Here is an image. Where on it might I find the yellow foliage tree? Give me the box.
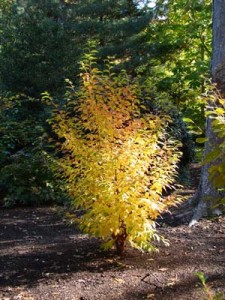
[51,51,181,253]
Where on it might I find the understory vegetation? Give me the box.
[50,51,182,252]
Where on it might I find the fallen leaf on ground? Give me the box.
[167,277,178,286]
[147,293,155,299]
[113,278,125,284]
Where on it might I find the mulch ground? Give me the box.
[1,165,225,300]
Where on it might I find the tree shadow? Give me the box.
[118,272,225,300]
[0,208,123,287]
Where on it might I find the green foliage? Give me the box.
[51,51,182,253]
[64,0,153,71]
[0,0,76,96]
[0,93,67,207]
[196,272,224,300]
[0,0,153,96]
[142,0,212,132]
[154,0,211,92]
[143,89,195,169]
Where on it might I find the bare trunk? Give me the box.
[189,119,221,226]
[189,0,225,226]
[211,0,225,91]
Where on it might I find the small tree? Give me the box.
[51,52,181,253]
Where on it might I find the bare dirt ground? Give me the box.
[1,165,225,300]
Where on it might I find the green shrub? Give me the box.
[0,93,67,207]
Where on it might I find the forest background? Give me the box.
[0,0,216,251]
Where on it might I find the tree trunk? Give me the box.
[189,0,225,226]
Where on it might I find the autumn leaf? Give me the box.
[51,51,181,253]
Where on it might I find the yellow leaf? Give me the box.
[52,54,181,253]
[147,294,155,299]
[159,268,168,272]
[113,278,125,284]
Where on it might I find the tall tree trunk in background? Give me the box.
[189,0,225,226]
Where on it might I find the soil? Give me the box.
[1,164,225,300]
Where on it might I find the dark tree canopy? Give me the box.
[0,0,153,96]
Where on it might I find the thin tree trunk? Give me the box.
[189,0,225,226]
